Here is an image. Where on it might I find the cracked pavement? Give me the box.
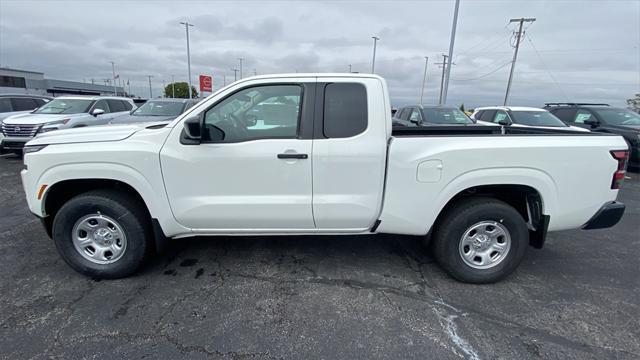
[1,153,639,359]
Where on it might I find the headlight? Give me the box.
[23,144,48,154]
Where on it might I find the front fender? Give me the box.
[30,162,188,237]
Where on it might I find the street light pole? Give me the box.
[110,61,117,95]
[232,68,238,82]
[171,75,175,98]
[504,17,536,105]
[237,58,244,79]
[420,56,429,106]
[371,36,380,73]
[442,0,460,104]
[147,75,153,98]
[180,21,195,99]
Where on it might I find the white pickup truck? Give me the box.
[21,74,629,283]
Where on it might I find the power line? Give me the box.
[526,36,570,102]
[450,61,512,81]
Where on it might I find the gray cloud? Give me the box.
[0,0,638,106]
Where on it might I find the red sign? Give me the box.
[199,75,212,92]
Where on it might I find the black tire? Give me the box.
[432,197,529,284]
[52,189,152,279]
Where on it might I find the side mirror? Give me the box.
[181,116,202,145]
[498,119,510,126]
[410,118,420,124]
[584,119,599,127]
[91,108,105,117]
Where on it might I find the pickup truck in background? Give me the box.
[20,74,629,283]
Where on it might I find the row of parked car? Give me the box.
[392,103,640,169]
[0,94,199,154]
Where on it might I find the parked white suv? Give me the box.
[471,106,589,132]
[1,96,135,152]
[21,74,628,283]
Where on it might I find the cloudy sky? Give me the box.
[1,0,639,107]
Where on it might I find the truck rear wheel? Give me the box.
[432,197,529,283]
[51,190,152,279]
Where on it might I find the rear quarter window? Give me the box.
[323,83,367,138]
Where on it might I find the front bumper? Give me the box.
[582,201,625,230]
[1,136,30,150]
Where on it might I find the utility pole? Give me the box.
[253,69,257,76]
[504,17,536,105]
[180,21,195,99]
[171,75,175,98]
[162,80,166,97]
[232,68,238,82]
[147,75,153,98]
[127,79,131,96]
[110,61,117,95]
[371,36,380,73]
[237,58,244,79]
[441,0,460,104]
[420,56,429,106]
[348,64,352,73]
[436,55,448,105]
[223,74,227,86]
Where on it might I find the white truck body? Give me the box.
[19,74,629,282]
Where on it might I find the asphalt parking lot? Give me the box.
[1,154,638,360]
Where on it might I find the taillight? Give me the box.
[610,150,629,189]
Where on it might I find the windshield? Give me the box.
[34,98,93,114]
[593,108,640,126]
[421,108,473,124]
[132,101,185,116]
[510,111,567,127]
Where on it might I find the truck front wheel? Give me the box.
[432,197,529,283]
[51,190,152,279]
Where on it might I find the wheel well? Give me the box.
[435,184,548,248]
[42,179,150,237]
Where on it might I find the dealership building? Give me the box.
[0,67,124,97]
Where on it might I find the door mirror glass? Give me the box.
[91,108,105,116]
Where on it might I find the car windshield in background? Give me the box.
[34,99,92,114]
[510,111,567,127]
[422,108,472,124]
[593,108,640,126]
[133,101,185,116]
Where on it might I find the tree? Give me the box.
[164,82,198,98]
[459,103,465,112]
[627,93,640,113]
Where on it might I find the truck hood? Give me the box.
[2,112,78,125]
[26,124,146,146]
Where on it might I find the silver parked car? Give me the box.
[1,95,136,153]
[109,98,199,125]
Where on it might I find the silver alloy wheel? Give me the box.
[72,213,127,264]
[459,220,511,270]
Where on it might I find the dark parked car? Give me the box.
[545,103,640,170]
[109,98,199,125]
[0,94,51,122]
[393,105,475,127]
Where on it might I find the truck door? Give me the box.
[160,79,316,231]
[312,78,388,230]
